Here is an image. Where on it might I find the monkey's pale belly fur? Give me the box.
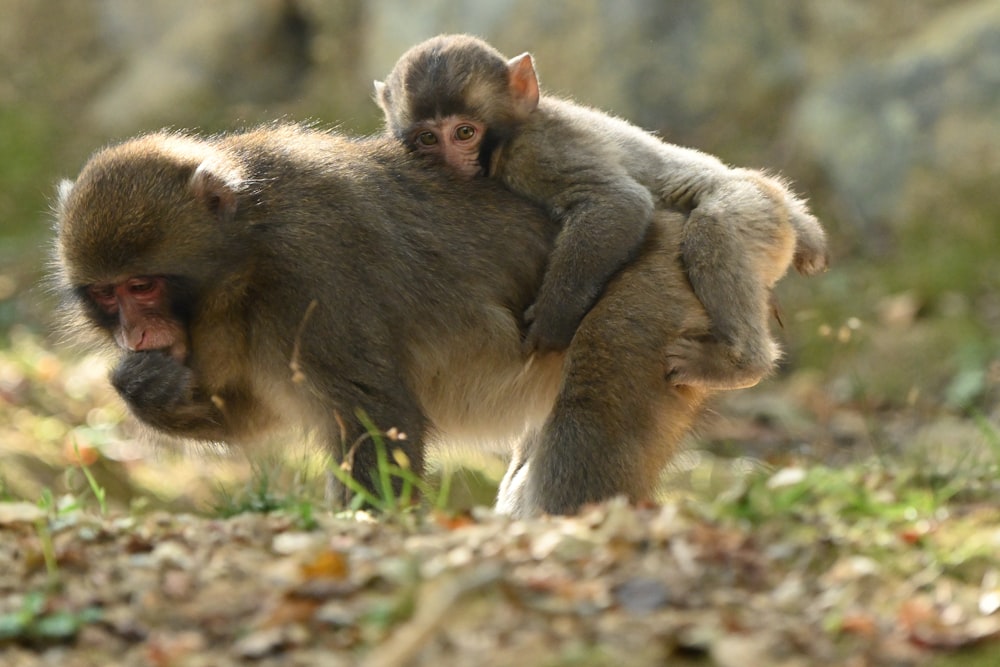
[406,316,566,447]
[243,335,564,454]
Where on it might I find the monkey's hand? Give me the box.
[522,294,589,354]
[110,351,224,438]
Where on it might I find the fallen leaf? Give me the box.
[0,502,46,524]
[300,549,349,580]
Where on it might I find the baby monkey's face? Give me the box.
[408,115,488,179]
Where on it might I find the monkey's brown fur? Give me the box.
[55,123,710,517]
[376,34,828,390]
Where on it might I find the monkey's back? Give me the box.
[214,126,565,443]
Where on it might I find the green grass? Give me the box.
[328,409,453,518]
[0,591,102,646]
[210,456,324,530]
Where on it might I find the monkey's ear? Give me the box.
[190,162,240,222]
[507,53,540,116]
[56,179,74,215]
[373,80,388,111]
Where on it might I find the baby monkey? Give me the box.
[376,34,827,389]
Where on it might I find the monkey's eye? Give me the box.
[125,276,166,304]
[455,125,477,141]
[416,132,438,146]
[127,277,155,294]
[88,284,117,311]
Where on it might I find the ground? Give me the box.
[2,331,1000,666]
[2,476,1000,666]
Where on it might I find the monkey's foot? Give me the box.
[793,238,829,276]
[664,337,775,390]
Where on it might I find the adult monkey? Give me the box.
[55,124,710,517]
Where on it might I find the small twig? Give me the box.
[362,564,503,667]
[289,299,319,383]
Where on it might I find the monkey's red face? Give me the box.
[87,276,189,362]
[409,116,487,179]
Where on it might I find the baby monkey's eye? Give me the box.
[416,132,438,146]
[455,125,476,141]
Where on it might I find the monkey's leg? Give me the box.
[519,349,707,516]
[670,257,779,389]
[495,435,533,517]
[668,191,790,389]
[509,226,710,517]
[321,378,429,508]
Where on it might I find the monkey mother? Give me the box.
[55,123,714,518]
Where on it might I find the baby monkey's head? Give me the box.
[375,34,540,178]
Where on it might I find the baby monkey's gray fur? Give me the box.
[377,34,827,389]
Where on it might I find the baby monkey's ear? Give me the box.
[373,80,389,111]
[506,53,540,117]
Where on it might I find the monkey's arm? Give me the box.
[110,351,231,441]
[521,167,655,353]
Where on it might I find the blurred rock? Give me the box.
[792,1,1000,234]
[87,0,315,134]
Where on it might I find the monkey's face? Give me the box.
[55,134,244,364]
[83,275,189,362]
[408,115,487,179]
[375,34,529,178]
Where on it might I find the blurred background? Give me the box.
[1,0,998,511]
